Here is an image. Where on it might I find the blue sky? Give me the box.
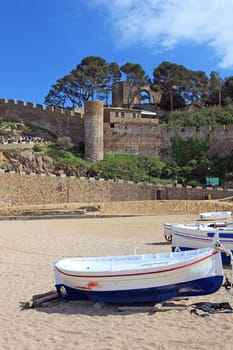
[1,0,233,105]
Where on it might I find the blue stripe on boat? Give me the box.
[55,275,223,303]
[207,232,233,239]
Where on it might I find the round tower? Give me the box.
[84,100,104,162]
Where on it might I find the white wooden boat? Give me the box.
[163,221,231,242]
[200,211,232,221]
[54,247,223,303]
[171,223,233,264]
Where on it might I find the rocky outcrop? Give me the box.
[0,150,54,174]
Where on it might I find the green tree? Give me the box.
[183,70,209,106]
[222,76,233,105]
[159,92,186,110]
[97,62,121,105]
[45,56,120,107]
[73,56,109,101]
[208,71,224,106]
[161,162,182,179]
[170,135,209,167]
[44,73,90,108]
[120,62,149,108]
[152,61,188,111]
[44,85,67,108]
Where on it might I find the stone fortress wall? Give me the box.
[1,98,233,161]
[0,98,85,148]
[1,90,233,209]
[0,172,231,207]
[105,115,233,160]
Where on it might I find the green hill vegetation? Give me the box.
[36,132,231,188]
[43,144,167,184]
[161,104,233,127]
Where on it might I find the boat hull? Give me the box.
[200,211,231,221]
[164,221,233,242]
[54,248,223,303]
[55,275,223,303]
[172,226,233,264]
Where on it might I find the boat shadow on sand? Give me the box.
[20,297,167,316]
[19,289,190,316]
[19,295,233,317]
[19,264,233,317]
[145,241,171,246]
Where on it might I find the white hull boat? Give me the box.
[163,221,232,242]
[200,211,232,221]
[171,223,233,264]
[54,247,223,303]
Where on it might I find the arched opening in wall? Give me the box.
[139,90,150,104]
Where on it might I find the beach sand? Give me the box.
[0,214,233,350]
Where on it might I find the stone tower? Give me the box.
[84,100,104,162]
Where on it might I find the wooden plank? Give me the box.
[118,302,187,313]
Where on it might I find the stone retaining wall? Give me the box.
[1,200,233,217]
[0,173,232,207]
[97,200,233,216]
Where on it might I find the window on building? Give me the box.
[121,112,125,117]
[132,112,137,118]
[115,111,119,117]
[140,89,150,104]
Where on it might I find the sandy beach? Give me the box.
[0,214,233,350]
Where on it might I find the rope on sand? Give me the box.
[190,302,233,317]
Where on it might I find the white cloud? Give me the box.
[89,0,233,69]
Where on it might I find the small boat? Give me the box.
[200,211,232,221]
[171,223,233,264]
[163,221,232,242]
[54,247,223,303]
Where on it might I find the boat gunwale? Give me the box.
[54,249,219,279]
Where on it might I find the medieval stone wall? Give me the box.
[0,173,157,206]
[0,173,231,206]
[160,124,233,159]
[104,123,161,156]
[1,98,233,160]
[0,99,85,147]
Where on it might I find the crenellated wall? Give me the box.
[0,98,85,147]
[159,124,233,159]
[0,173,157,206]
[0,173,231,207]
[1,98,233,160]
[104,122,233,159]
